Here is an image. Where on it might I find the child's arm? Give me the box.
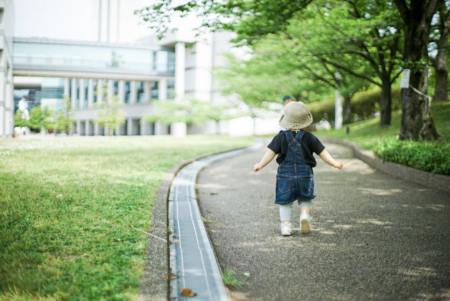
[319,149,344,169]
[253,149,276,172]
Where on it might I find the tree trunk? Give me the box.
[342,95,352,124]
[434,64,448,101]
[433,3,449,102]
[397,0,440,140]
[380,76,392,127]
[400,67,440,140]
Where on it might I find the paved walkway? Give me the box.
[197,143,450,301]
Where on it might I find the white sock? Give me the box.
[300,202,311,220]
[279,204,293,222]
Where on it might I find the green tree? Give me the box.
[287,1,403,126]
[429,0,450,102]
[54,97,73,134]
[147,99,236,133]
[14,110,29,128]
[394,0,441,140]
[97,96,125,136]
[136,0,312,45]
[218,4,378,125]
[28,107,53,133]
[139,0,403,126]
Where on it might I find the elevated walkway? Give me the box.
[12,37,175,80]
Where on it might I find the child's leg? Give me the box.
[299,201,311,217]
[299,201,312,234]
[279,203,293,236]
[279,203,293,222]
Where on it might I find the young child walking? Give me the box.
[253,101,343,236]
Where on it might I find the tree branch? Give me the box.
[301,63,339,89]
[321,58,381,86]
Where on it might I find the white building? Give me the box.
[4,0,279,138]
[0,0,14,138]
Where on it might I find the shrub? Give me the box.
[374,138,450,175]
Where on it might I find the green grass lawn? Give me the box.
[316,102,450,174]
[0,136,252,301]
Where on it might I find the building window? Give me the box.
[84,81,89,108]
[67,79,72,101]
[76,83,80,108]
[113,80,119,96]
[152,51,157,71]
[93,80,98,103]
[136,81,145,103]
[124,81,131,103]
[168,51,175,72]
[151,82,159,99]
[167,80,175,99]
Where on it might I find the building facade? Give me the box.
[4,0,280,138]
[0,0,14,137]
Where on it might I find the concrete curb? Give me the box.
[139,143,258,301]
[139,161,190,301]
[323,138,450,193]
[168,144,261,301]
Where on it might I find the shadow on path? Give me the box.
[197,144,450,301]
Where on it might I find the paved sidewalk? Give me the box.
[197,143,450,301]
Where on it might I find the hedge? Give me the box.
[374,138,450,175]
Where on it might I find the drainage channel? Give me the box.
[168,147,255,301]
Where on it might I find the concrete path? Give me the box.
[197,143,450,301]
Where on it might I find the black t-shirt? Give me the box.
[267,130,325,167]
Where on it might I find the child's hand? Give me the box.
[335,162,344,170]
[253,163,263,172]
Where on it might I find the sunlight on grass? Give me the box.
[0,136,252,300]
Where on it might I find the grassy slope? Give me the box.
[316,102,450,145]
[315,102,450,173]
[0,136,251,301]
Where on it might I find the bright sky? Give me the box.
[13,0,154,43]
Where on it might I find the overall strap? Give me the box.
[284,130,305,149]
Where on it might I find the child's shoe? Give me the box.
[300,213,311,234]
[280,221,292,236]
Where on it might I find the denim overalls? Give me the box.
[275,130,315,205]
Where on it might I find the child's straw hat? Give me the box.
[279,102,313,130]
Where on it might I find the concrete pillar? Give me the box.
[127,118,132,135]
[107,80,114,103]
[140,118,149,135]
[118,80,125,104]
[97,79,104,104]
[115,123,122,136]
[130,81,137,104]
[88,79,94,108]
[193,35,213,101]
[79,79,86,109]
[85,120,90,136]
[76,120,82,135]
[155,122,168,135]
[173,42,187,136]
[0,105,4,138]
[144,82,151,103]
[159,79,167,101]
[70,122,76,135]
[175,42,186,101]
[94,122,100,136]
[64,78,70,97]
[71,79,77,110]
